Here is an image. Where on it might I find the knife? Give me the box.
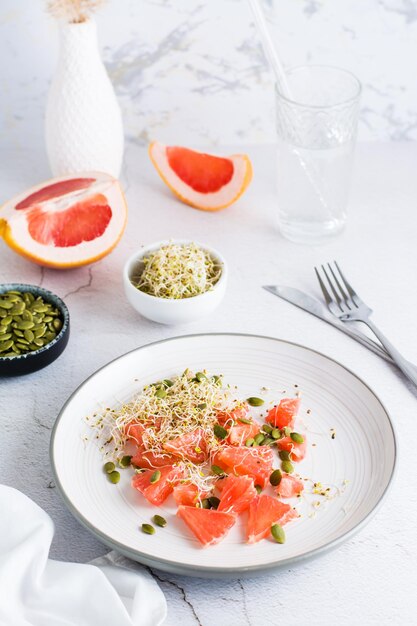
[263,284,398,365]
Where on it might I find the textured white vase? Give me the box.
[45,18,124,178]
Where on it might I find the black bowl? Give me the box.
[0,283,70,377]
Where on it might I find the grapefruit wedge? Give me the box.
[149,142,252,211]
[0,172,127,268]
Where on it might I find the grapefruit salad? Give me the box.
[89,370,307,547]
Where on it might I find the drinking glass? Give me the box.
[275,65,361,244]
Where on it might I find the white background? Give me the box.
[1,0,417,153]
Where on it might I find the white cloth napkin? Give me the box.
[0,485,167,626]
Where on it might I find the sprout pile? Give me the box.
[88,369,243,492]
[133,242,222,299]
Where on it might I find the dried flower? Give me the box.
[47,0,104,23]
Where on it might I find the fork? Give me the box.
[315,261,417,388]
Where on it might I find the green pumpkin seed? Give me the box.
[163,379,174,387]
[208,496,220,509]
[52,318,62,332]
[155,387,167,399]
[108,470,120,484]
[212,374,222,386]
[201,498,211,509]
[281,460,294,474]
[211,464,226,476]
[32,304,49,313]
[282,427,292,437]
[271,523,286,544]
[2,351,16,357]
[0,340,14,352]
[246,397,265,407]
[279,450,291,461]
[197,402,207,410]
[245,437,255,447]
[262,437,275,446]
[261,424,273,434]
[272,429,282,440]
[254,433,265,445]
[10,303,25,315]
[150,470,161,484]
[269,469,282,486]
[15,343,29,351]
[119,455,132,468]
[24,329,35,342]
[0,291,63,358]
[213,424,228,439]
[255,485,263,494]
[104,461,115,473]
[195,372,207,382]
[141,523,155,535]
[238,417,253,425]
[290,432,304,444]
[5,293,21,300]
[0,299,14,310]
[152,515,167,528]
[16,320,35,330]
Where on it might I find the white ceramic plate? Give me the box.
[51,334,396,577]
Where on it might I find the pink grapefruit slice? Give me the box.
[0,172,127,268]
[149,141,252,211]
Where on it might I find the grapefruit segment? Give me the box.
[275,474,304,498]
[131,447,177,470]
[149,141,252,211]
[277,435,307,462]
[217,474,257,515]
[177,505,236,546]
[163,428,208,464]
[247,495,298,543]
[172,483,210,507]
[266,398,301,429]
[131,464,185,506]
[0,171,127,268]
[15,177,95,210]
[216,445,274,489]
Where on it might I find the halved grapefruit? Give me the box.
[149,142,252,211]
[0,172,127,268]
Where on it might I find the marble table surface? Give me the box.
[1,141,417,626]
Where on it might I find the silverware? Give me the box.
[263,285,396,364]
[315,261,417,387]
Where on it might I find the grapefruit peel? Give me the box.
[149,141,252,211]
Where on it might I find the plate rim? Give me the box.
[50,332,398,576]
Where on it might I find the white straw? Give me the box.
[247,0,332,218]
[247,0,292,98]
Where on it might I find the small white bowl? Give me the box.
[123,240,227,325]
